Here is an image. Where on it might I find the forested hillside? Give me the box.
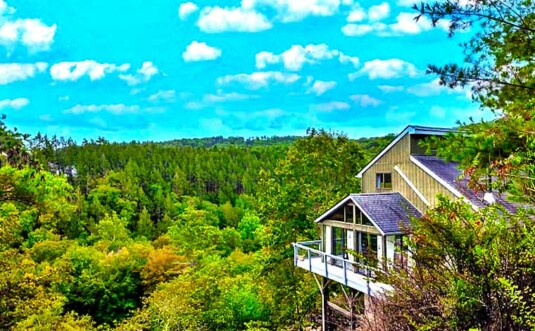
[0,124,392,330]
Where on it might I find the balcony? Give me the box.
[292,240,392,297]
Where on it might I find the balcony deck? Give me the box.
[293,241,392,297]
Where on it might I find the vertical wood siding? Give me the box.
[361,134,455,212]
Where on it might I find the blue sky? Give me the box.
[0,0,495,142]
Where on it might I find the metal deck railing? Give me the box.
[292,240,391,296]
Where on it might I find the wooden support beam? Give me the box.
[327,301,355,319]
[313,274,332,331]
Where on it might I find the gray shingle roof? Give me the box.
[350,193,422,234]
[412,155,519,213]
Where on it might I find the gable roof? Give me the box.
[315,193,422,235]
[412,155,519,213]
[356,125,452,178]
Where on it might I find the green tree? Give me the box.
[416,0,535,203]
[136,207,155,240]
[364,198,535,331]
[257,129,365,328]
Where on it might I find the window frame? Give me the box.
[376,172,392,191]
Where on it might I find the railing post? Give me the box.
[343,259,347,285]
[308,248,312,271]
[324,254,328,278]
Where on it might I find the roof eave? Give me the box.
[355,125,452,178]
[356,125,413,178]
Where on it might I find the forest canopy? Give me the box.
[0,122,393,330]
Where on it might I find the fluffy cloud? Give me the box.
[0,0,56,53]
[342,23,385,36]
[182,41,221,62]
[51,61,130,81]
[184,91,257,110]
[406,78,469,97]
[378,85,404,92]
[0,62,47,84]
[246,0,343,23]
[195,0,352,33]
[342,11,449,36]
[179,2,198,20]
[197,6,272,33]
[307,80,337,96]
[204,91,254,102]
[350,94,382,107]
[0,0,9,15]
[119,61,159,86]
[311,101,351,112]
[390,13,449,35]
[217,71,300,89]
[64,104,141,115]
[148,90,176,102]
[0,97,29,109]
[347,4,365,22]
[352,58,418,79]
[397,0,417,6]
[256,44,359,71]
[368,2,390,21]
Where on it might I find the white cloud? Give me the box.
[119,61,159,86]
[197,6,272,33]
[182,41,221,62]
[311,101,351,112]
[204,91,254,102]
[339,54,359,67]
[0,16,56,52]
[342,10,449,36]
[51,61,130,81]
[378,85,404,92]
[184,91,257,110]
[406,78,469,97]
[350,94,382,107]
[148,90,176,102]
[397,0,417,6]
[0,97,29,110]
[342,22,386,36]
[352,58,418,79]
[390,12,449,35]
[347,4,366,22]
[0,0,8,15]
[307,80,337,96]
[368,2,390,21]
[217,71,300,89]
[255,44,359,71]
[0,62,47,84]
[64,104,141,115]
[246,0,343,23]
[195,0,352,33]
[179,2,199,20]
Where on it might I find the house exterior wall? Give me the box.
[386,235,395,263]
[361,134,455,211]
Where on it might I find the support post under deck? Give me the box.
[314,274,331,331]
[322,277,329,331]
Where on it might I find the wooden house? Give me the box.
[293,125,517,328]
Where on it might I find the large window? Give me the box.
[344,205,354,223]
[359,233,378,268]
[332,227,346,256]
[376,173,392,190]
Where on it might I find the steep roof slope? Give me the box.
[412,155,518,213]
